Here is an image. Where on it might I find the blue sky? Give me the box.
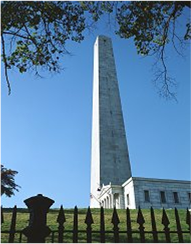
[1,7,190,208]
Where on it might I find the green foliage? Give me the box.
[2,2,86,77]
[1,165,20,197]
[116,2,184,55]
[1,1,190,98]
[81,1,190,55]
[81,1,190,100]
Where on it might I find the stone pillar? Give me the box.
[23,194,54,243]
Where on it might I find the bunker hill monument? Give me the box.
[90,36,132,208]
[90,36,191,209]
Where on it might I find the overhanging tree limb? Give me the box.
[1,1,190,99]
[1,34,11,95]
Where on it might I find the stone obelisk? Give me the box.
[90,36,132,208]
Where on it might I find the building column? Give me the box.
[107,197,109,209]
[110,194,114,208]
[104,199,106,209]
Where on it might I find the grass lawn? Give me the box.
[1,208,191,243]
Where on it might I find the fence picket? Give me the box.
[137,207,145,243]
[1,204,191,243]
[174,208,184,242]
[85,207,94,243]
[150,207,158,243]
[73,206,78,243]
[57,205,66,243]
[100,207,105,243]
[111,207,120,243]
[126,207,133,242]
[8,205,17,243]
[162,208,171,243]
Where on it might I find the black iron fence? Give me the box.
[1,194,191,243]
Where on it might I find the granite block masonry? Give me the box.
[90,36,132,208]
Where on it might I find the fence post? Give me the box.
[100,207,105,243]
[23,194,54,243]
[174,208,183,242]
[85,207,94,243]
[162,208,171,243]
[111,207,120,243]
[126,207,133,242]
[9,205,17,243]
[137,207,145,243]
[150,207,158,243]
[57,205,66,243]
[73,206,78,243]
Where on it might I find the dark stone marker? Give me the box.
[23,194,54,243]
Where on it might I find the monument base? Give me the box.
[91,177,191,209]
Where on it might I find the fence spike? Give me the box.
[73,205,78,222]
[85,207,93,243]
[174,208,183,242]
[73,206,78,244]
[137,207,145,225]
[9,205,17,243]
[1,206,4,224]
[85,207,94,225]
[137,207,145,243]
[126,207,133,243]
[73,206,78,243]
[57,205,66,224]
[111,207,120,243]
[57,205,65,243]
[100,207,105,243]
[162,208,171,243]
[111,206,120,225]
[150,207,158,243]
[162,208,170,226]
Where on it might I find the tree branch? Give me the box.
[1,34,11,95]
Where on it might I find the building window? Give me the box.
[160,191,166,203]
[127,194,130,205]
[173,192,179,203]
[188,193,191,203]
[144,190,150,202]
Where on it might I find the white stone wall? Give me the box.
[122,177,136,209]
[123,177,191,209]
